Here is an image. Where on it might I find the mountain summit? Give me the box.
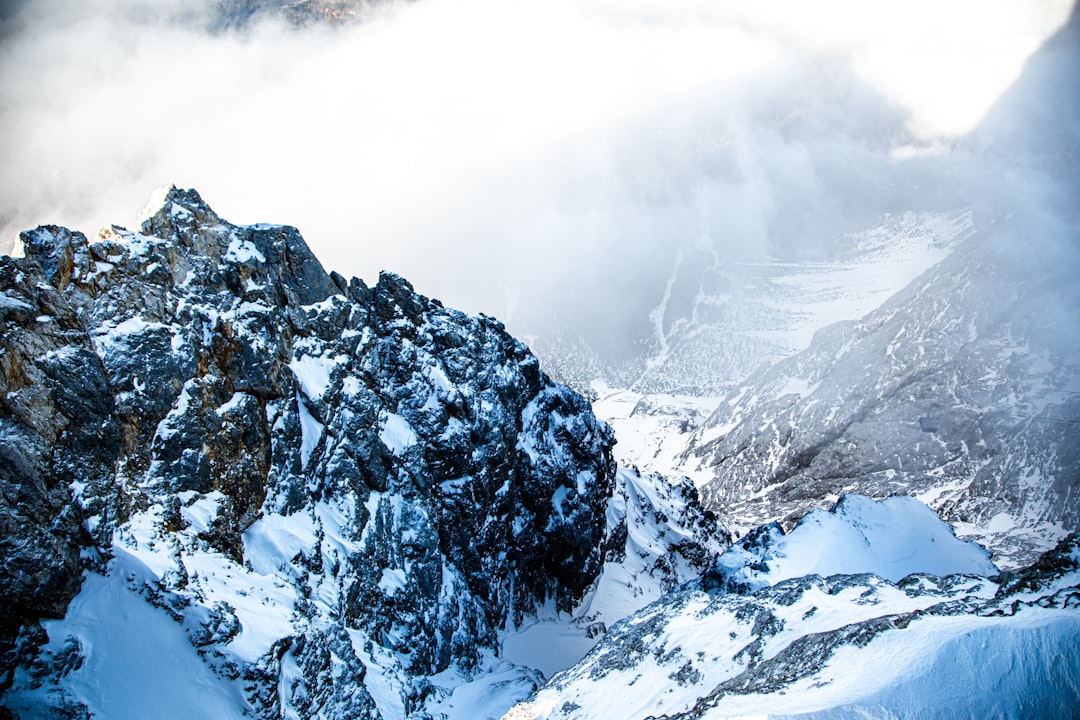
[1,187,616,718]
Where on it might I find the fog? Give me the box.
[0,0,1075,385]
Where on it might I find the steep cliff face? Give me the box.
[0,246,120,693]
[0,187,616,718]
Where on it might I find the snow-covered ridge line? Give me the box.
[508,527,1080,720]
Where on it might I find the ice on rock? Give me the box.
[224,236,265,264]
[378,411,418,455]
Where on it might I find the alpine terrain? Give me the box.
[1,184,1076,719]
[504,10,1080,718]
[1,1,1079,719]
[675,4,1080,570]
[1,187,629,718]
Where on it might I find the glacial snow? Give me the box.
[712,494,998,592]
[748,614,1080,720]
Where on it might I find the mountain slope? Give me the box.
[682,223,1079,569]
[507,505,1080,720]
[532,209,973,398]
[665,2,1080,571]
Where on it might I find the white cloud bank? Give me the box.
[0,0,1072,317]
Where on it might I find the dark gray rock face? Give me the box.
[0,187,615,716]
[0,243,121,692]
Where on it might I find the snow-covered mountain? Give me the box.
[2,182,1075,718]
[497,466,728,685]
[500,17,1080,718]
[568,209,977,481]
[589,217,1078,571]
[678,219,1080,570]
[0,187,628,718]
[1,8,1076,717]
[673,9,1080,571]
[507,498,1080,720]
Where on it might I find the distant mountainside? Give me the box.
[680,221,1080,569]
[673,7,1080,571]
[534,10,1080,405]
[516,14,1080,718]
[534,210,973,397]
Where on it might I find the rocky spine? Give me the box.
[0,187,616,717]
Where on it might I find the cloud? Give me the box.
[0,0,1072,335]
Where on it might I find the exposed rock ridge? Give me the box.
[0,186,616,717]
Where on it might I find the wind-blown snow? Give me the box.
[224,236,265,264]
[426,662,542,720]
[714,494,998,592]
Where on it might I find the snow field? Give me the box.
[714,494,999,591]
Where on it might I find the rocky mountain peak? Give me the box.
[138,185,221,240]
[17,225,87,292]
[1,188,619,717]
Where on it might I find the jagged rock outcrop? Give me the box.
[0,187,616,718]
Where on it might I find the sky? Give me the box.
[0,0,1073,324]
